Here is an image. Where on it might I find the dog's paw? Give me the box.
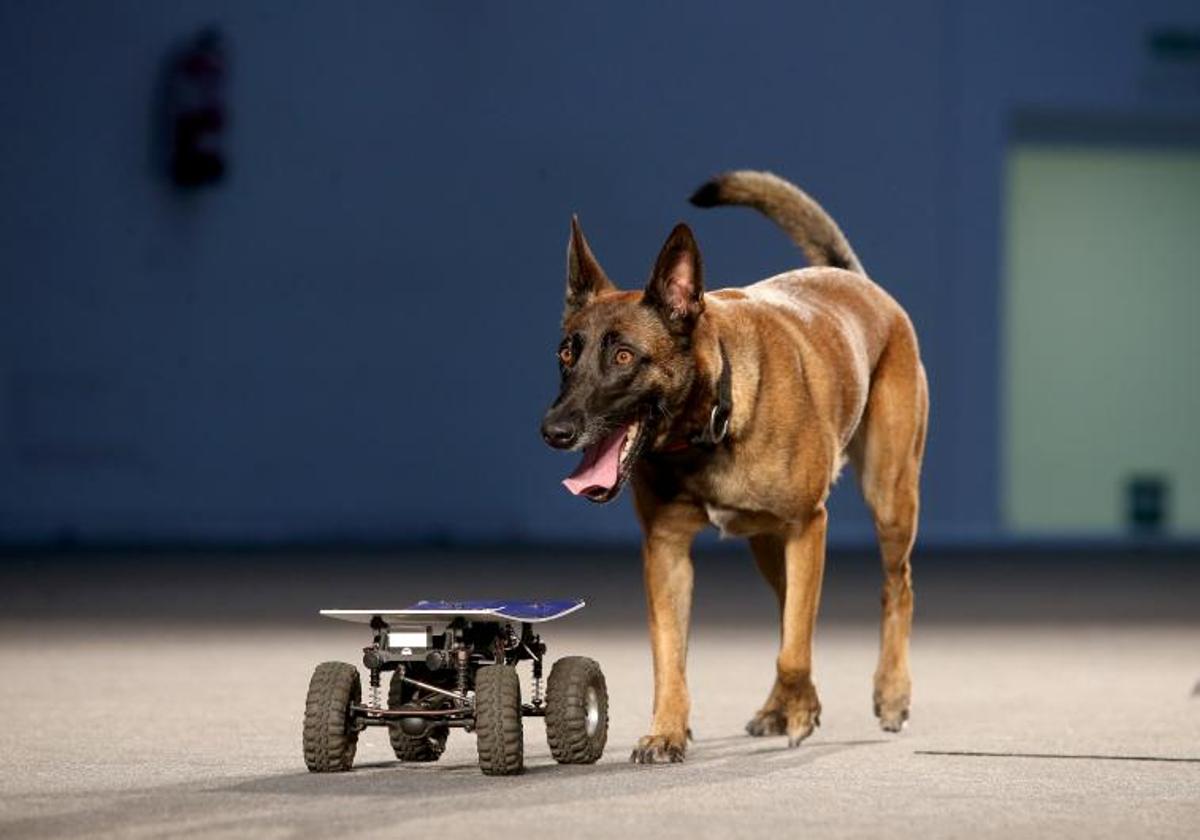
[874,699,910,733]
[630,733,686,764]
[874,689,911,733]
[784,705,820,748]
[747,704,820,746]
[748,681,822,746]
[745,709,786,737]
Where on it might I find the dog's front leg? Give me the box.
[744,512,827,746]
[631,524,700,764]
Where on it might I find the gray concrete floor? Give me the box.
[0,549,1197,838]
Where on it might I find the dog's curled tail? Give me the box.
[690,170,864,275]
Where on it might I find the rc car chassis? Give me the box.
[303,599,608,776]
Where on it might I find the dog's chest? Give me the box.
[704,504,738,533]
[641,450,807,536]
[703,503,784,537]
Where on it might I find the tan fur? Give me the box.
[627,172,928,762]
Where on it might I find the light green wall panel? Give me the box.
[1004,146,1200,535]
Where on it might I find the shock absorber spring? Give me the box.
[531,655,544,706]
[455,647,469,702]
[369,668,382,710]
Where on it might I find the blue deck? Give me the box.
[320,598,586,625]
[406,599,585,621]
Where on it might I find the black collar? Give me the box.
[658,340,731,454]
[693,340,732,446]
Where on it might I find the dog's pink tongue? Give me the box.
[562,426,628,496]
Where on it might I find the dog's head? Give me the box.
[540,217,705,503]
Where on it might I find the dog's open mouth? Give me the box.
[561,420,650,503]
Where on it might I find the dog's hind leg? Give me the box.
[851,334,928,733]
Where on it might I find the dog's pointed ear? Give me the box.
[565,215,616,320]
[643,223,704,334]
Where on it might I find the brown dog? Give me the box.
[541,171,927,763]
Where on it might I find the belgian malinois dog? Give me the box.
[541,171,927,763]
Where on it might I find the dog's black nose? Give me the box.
[541,417,579,449]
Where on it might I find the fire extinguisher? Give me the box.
[165,27,228,188]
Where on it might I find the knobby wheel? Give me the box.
[473,665,524,775]
[303,661,361,772]
[544,656,608,764]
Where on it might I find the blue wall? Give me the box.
[1,1,1197,546]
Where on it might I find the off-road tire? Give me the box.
[387,669,449,761]
[473,665,524,775]
[303,661,361,772]
[545,656,608,764]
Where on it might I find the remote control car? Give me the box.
[303,598,608,776]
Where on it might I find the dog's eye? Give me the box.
[614,348,635,366]
[558,346,574,366]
